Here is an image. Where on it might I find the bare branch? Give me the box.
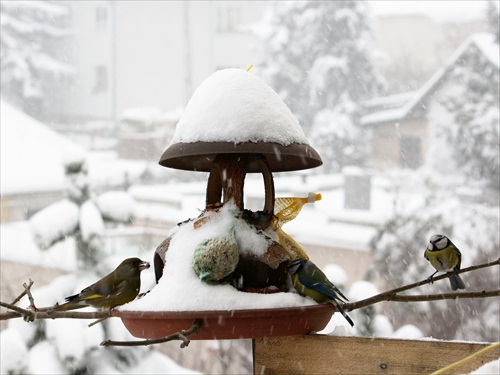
[0,301,110,321]
[100,320,202,348]
[11,279,33,305]
[344,258,500,311]
[387,289,500,303]
[23,279,37,311]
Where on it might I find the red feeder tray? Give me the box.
[113,304,335,340]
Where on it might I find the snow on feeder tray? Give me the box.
[113,68,330,340]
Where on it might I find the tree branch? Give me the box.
[1,258,498,331]
[0,301,110,321]
[100,320,202,348]
[344,258,500,311]
[387,289,500,302]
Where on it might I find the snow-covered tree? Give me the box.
[0,0,73,120]
[369,32,499,342]
[0,157,197,374]
[439,34,499,189]
[255,1,383,172]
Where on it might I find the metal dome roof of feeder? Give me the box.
[159,68,322,172]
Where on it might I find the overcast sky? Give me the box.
[368,0,493,22]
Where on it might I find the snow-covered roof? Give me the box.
[361,32,499,126]
[0,100,87,195]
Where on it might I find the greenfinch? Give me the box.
[424,234,466,290]
[287,258,354,327]
[56,257,150,310]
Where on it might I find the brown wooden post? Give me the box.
[253,335,500,375]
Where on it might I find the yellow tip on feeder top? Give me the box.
[246,64,254,72]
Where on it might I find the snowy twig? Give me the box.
[100,320,203,348]
[344,257,500,311]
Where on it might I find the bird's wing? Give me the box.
[297,273,340,301]
[79,274,125,300]
[454,245,462,272]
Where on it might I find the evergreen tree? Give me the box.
[256,0,383,172]
[2,150,193,374]
[0,1,73,120]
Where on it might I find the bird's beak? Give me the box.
[139,261,150,271]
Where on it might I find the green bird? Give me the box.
[56,257,150,310]
[287,258,354,327]
[424,234,466,290]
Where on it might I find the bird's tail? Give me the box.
[52,297,87,311]
[331,300,354,327]
[449,274,466,290]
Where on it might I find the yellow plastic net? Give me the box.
[272,193,322,260]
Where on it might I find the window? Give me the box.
[92,65,108,94]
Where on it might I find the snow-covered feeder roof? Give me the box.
[159,68,322,172]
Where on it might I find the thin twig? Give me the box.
[11,279,33,305]
[88,317,109,327]
[344,257,500,311]
[100,320,203,348]
[23,279,37,310]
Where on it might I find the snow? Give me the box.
[361,32,499,127]
[121,201,315,312]
[370,0,488,22]
[26,341,67,375]
[0,328,28,374]
[80,200,105,241]
[348,280,380,301]
[0,100,87,195]
[472,33,500,68]
[171,68,309,146]
[322,264,348,287]
[29,199,79,249]
[124,351,202,375]
[95,191,136,222]
[469,358,500,374]
[45,319,105,365]
[391,324,424,340]
[372,314,394,337]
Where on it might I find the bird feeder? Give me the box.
[114,68,334,340]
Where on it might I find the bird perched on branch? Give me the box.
[287,258,354,327]
[424,234,466,290]
[56,257,150,310]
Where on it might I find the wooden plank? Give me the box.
[253,335,499,375]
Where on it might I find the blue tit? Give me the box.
[424,234,466,290]
[287,258,354,327]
